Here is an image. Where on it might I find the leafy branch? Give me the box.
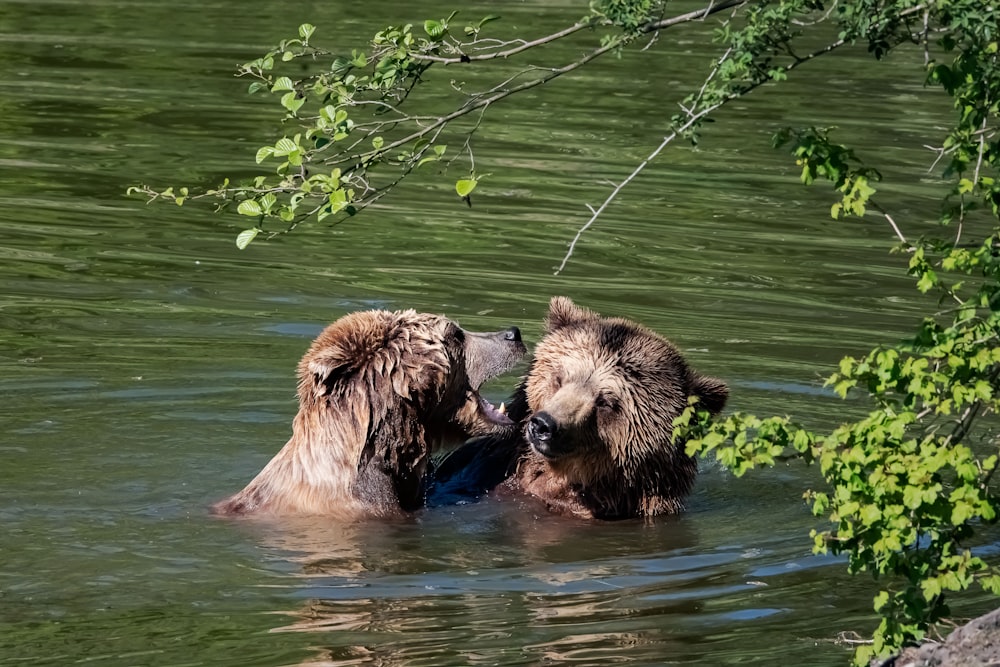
[129,1,747,248]
[674,1,1000,661]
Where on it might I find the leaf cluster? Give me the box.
[131,17,502,245]
[678,3,1000,661]
[679,273,1000,661]
[130,1,756,247]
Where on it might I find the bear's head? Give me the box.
[516,297,728,516]
[298,309,526,511]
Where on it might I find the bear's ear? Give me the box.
[302,345,358,397]
[299,311,403,397]
[690,374,729,415]
[546,296,599,332]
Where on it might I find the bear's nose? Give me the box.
[527,411,558,456]
[504,327,521,342]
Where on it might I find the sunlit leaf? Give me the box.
[456,178,478,197]
[274,138,298,155]
[424,19,446,38]
[237,200,262,216]
[281,92,305,114]
[256,146,275,164]
[271,77,294,93]
[235,228,260,249]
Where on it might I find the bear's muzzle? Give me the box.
[526,411,560,458]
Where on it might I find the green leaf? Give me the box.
[235,228,260,249]
[274,138,298,155]
[860,504,882,526]
[255,146,275,164]
[237,200,262,216]
[921,577,942,601]
[280,92,305,114]
[271,76,295,93]
[456,178,478,197]
[320,105,338,123]
[260,192,277,213]
[981,574,1000,594]
[331,56,351,75]
[424,19,446,38]
[952,501,973,525]
[916,270,937,293]
[298,23,316,41]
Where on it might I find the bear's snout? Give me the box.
[526,411,558,457]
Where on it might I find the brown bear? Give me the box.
[214,308,526,519]
[430,297,728,520]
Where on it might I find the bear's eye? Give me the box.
[595,393,618,411]
[551,372,564,389]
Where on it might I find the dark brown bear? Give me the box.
[214,308,525,519]
[430,297,728,520]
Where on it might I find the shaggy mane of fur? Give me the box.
[215,309,524,520]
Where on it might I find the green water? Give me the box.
[0,1,993,665]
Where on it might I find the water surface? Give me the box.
[0,1,994,665]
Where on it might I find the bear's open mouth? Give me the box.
[478,394,513,426]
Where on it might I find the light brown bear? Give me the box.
[214,308,525,519]
[430,297,728,520]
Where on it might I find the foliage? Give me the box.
[131,0,1000,662]
[127,1,745,248]
[675,2,1000,662]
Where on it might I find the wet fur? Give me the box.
[431,297,728,520]
[215,309,524,519]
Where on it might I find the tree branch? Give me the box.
[412,21,593,64]
[329,0,749,174]
[556,36,849,274]
[410,0,748,66]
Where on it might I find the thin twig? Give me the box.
[645,0,747,30]
[554,1,938,271]
[922,8,931,65]
[945,364,1000,447]
[555,37,849,273]
[335,0,750,172]
[412,21,593,64]
[555,122,704,274]
[868,200,910,246]
[962,113,991,246]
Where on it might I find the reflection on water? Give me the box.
[1,0,997,666]
[257,503,850,666]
